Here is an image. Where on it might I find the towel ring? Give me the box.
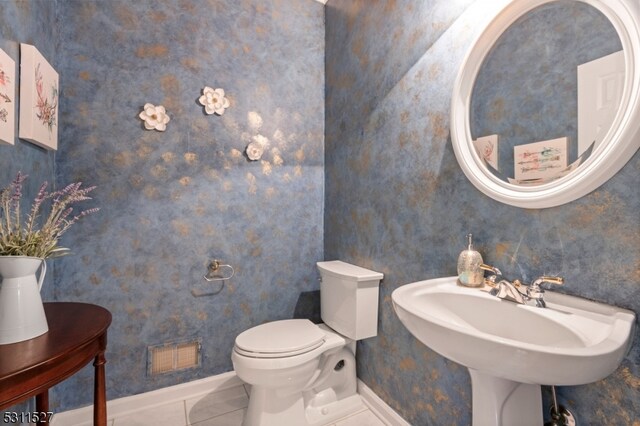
[191,259,235,297]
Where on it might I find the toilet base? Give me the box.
[241,346,360,426]
[305,394,364,426]
[242,387,363,426]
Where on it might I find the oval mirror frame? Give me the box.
[451,0,640,209]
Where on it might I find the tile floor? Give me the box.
[107,384,388,426]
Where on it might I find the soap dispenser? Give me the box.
[457,233,484,287]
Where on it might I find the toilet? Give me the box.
[231,260,384,426]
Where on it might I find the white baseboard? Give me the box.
[51,371,242,425]
[358,379,411,426]
[51,372,410,426]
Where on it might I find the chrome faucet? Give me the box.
[494,279,526,304]
[480,264,564,308]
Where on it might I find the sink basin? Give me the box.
[392,276,635,385]
[392,276,636,425]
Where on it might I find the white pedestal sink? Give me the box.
[392,277,635,426]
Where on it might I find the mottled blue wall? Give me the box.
[0,0,58,419]
[471,1,622,176]
[325,0,639,425]
[0,1,58,299]
[3,0,639,423]
[50,0,324,412]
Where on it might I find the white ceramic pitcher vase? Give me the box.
[0,256,48,344]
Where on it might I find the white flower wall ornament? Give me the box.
[246,141,264,161]
[139,103,170,131]
[246,134,269,161]
[199,86,230,115]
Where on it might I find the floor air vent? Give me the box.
[148,339,201,375]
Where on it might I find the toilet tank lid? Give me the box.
[317,260,383,282]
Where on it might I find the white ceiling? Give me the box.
[314,0,328,4]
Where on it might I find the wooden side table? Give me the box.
[0,303,112,425]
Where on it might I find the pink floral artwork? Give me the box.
[34,63,58,133]
[19,44,59,150]
[473,134,499,170]
[0,48,16,146]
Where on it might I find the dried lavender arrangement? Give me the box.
[0,171,99,258]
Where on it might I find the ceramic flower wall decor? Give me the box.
[199,87,230,115]
[246,141,263,161]
[246,134,268,161]
[139,103,170,131]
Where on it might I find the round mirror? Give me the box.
[451,0,640,208]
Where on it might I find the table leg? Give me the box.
[93,351,107,426]
[36,390,49,425]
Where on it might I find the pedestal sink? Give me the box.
[391,277,635,426]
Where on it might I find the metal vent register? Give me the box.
[148,339,201,375]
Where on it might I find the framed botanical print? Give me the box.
[473,134,499,171]
[18,43,58,150]
[0,48,16,146]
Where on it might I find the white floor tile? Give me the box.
[186,385,249,425]
[335,409,386,426]
[113,400,186,426]
[105,381,388,426]
[190,408,245,426]
[68,420,115,426]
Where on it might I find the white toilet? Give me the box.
[231,260,384,426]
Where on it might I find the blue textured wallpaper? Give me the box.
[471,1,622,177]
[0,0,58,419]
[2,0,639,424]
[49,0,324,412]
[325,0,639,425]
[0,1,58,297]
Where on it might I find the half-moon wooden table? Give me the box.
[0,303,112,425]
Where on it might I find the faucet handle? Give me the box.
[528,276,564,303]
[480,263,502,276]
[532,276,564,288]
[480,264,502,288]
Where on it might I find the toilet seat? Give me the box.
[234,319,326,358]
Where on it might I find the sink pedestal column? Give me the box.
[468,369,542,426]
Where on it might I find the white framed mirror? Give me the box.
[451,0,640,208]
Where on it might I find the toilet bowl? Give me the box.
[232,321,360,426]
[231,261,384,426]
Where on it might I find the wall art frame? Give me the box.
[473,134,499,170]
[0,48,16,146]
[19,43,58,151]
[513,137,568,182]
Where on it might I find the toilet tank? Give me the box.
[317,260,384,340]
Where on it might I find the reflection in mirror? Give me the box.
[470,1,624,186]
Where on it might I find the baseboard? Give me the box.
[358,379,411,426]
[51,371,242,425]
[52,372,410,426]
